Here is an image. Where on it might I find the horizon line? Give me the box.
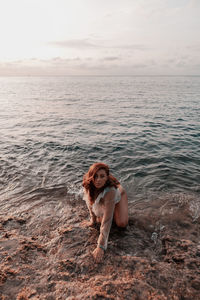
[0,74,200,78]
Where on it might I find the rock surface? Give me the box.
[0,192,200,299]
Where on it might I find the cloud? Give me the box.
[115,44,148,51]
[0,56,151,76]
[49,38,148,52]
[0,52,199,76]
[186,45,200,52]
[49,39,98,49]
[50,57,82,64]
[102,56,120,61]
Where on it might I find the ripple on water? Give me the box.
[0,76,200,204]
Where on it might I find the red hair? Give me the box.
[82,162,120,204]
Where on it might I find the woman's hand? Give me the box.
[81,219,95,228]
[92,247,104,263]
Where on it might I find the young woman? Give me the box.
[82,162,128,262]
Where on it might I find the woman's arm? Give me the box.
[93,189,116,262]
[83,189,96,225]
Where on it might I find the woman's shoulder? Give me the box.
[104,185,122,203]
[103,185,116,194]
[103,186,120,200]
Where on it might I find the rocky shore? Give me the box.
[0,191,200,299]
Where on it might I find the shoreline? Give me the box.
[0,193,200,299]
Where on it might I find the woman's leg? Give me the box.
[114,185,128,228]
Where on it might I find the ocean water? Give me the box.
[0,76,200,213]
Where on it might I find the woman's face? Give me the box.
[93,168,108,189]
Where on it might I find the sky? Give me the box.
[0,0,200,76]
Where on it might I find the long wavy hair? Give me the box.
[82,162,120,204]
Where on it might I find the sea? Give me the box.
[0,75,200,216]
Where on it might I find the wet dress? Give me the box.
[83,186,121,250]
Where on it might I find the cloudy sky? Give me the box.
[0,0,200,76]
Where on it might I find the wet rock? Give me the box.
[0,194,200,299]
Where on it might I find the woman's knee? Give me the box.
[115,218,128,228]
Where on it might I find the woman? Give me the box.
[82,162,128,262]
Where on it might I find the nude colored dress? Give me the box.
[83,186,121,250]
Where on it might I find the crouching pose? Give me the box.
[82,162,128,262]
